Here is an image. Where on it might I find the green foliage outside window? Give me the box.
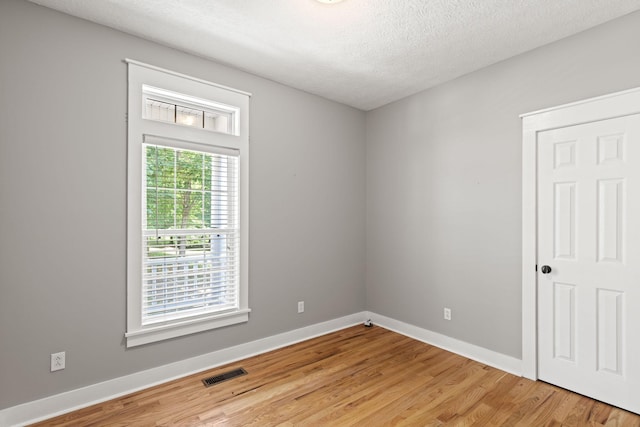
[145,145,216,257]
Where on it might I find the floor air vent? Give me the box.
[202,368,247,387]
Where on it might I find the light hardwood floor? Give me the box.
[31,325,640,426]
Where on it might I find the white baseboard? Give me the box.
[2,311,523,426]
[365,311,522,376]
[0,312,366,427]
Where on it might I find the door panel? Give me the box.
[597,179,624,263]
[552,282,575,361]
[537,114,640,414]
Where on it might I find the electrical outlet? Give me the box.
[444,307,452,321]
[297,301,304,313]
[51,351,65,372]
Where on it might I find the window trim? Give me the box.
[125,59,251,348]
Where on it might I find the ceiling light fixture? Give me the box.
[316,0,344,3]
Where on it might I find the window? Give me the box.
[126,60,250,347]
[142,85,236,134]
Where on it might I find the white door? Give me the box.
[537,113,640,413]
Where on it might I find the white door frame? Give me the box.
[521,87,640,380]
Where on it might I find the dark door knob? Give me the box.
[541,265,552,274]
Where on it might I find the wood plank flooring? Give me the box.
[31,326,640,426]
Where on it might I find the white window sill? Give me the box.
[125,308,251,348]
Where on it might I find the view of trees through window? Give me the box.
[147,145,211,256]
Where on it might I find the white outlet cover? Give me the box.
[297,301,304,313]
[51,351,65,372]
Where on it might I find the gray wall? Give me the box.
[0,0,366,409]
[366,10,640,358]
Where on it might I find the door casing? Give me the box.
[521,87,640,380]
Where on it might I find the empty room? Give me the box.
[2,0,640,425]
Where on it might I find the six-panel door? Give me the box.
[537,114,640,414]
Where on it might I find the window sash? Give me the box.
[142,230,240,324]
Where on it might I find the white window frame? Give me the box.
[125,59,251,347]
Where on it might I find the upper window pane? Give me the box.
[142,85,238,135]
[176,105,203,128]
[145,99,175,123]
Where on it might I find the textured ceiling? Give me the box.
[28,0,640,110]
